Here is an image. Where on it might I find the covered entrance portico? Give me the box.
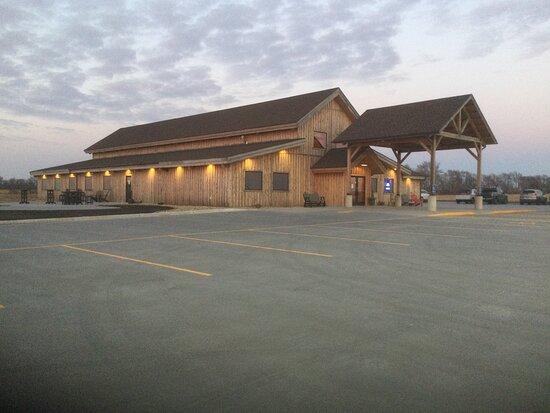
[333,94,497,211]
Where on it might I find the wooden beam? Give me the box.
[350,145,363,160]
[461,116,470,133]
[347,146,352,194]
[351,147,370,168]
[363,146,386,175]
[401,151,412,164]
[430,137,436,195]
[465,147,478,161]
[476,143,483,194]
[396,151,402,196]
[439,131,481,143]
[419,141,431,153]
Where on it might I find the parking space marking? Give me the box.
[0,229,254,253]
[169,235,332,257]
[249,230,410,247]
[391,223,511,232]
[318,225,468,238]
[60,245,212,277]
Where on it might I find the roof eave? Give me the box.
[35,139,305,175]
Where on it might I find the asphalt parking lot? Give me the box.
[1,205,549,411]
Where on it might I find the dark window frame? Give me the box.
[272,172,289,192]
[85,175,92,191]
[371,177,378,194]
[103,175,112,190]
[69,176,77,190]
[244,170,263,191]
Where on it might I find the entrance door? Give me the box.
[350,176,365,205]
[125,176,132,202]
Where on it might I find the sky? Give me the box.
[1,0,549,178]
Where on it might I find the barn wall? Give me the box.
[92,129,300,159]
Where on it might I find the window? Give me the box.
[69,176,77,190]
[313,131,327,149]
[41,178,50,190]
[371,177,378,194]
[85,175,92,191]
[244,171,262,190]
[272,172,289,191]
[103,175,112,190]
[54,177,61,191]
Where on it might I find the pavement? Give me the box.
[0,204,549,411]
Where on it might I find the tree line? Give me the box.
[413,161,550,194]
[0,177,37,191]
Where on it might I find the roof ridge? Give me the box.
[116,87,340,131]
[364,94,472,113]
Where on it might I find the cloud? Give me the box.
[0,0,420,124]
[431,0,550,59]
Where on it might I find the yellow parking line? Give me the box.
[61,245,211,277]
[249,230,410,247]
[319,225,468,238]
[169,235,332,257]
[430,211,476,217]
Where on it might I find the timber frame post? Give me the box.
[419,136,442,212]
[391,149,411,207]
[465,142,485,209]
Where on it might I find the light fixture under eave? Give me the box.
[85,172,92,177]
[279,150,287,155]
[104,171,111,176]
[55,174,60,179]
[69,173,75,178]
[42,174,47,179]
[125,169,132,176]
[360,164,368,167]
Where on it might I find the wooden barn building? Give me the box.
[31,88,425,207]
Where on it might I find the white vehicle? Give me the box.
[520,189,546,205]
[420,190,430,202]
[456,189,476,204]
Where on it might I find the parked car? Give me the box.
[520,189,547,205]
[481,187,508,204]
[420,190,430,202]
[456,189,476,204]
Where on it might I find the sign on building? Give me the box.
[383,178,394,193]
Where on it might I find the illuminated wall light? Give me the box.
[125,169,132,176]
[69,173,75,178]
[85,172,92,177]
[279,150,287,155]
[55,174,60,179]
[104,171,111,176]
[206,164,215,174]
[175,166,183,177]
[243,158,253,169]
[42,174,47,179]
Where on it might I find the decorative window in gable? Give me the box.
[313,131,327,149]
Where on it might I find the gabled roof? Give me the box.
[32,139,304,175]
[333,94,497,149]
[86,88,357,153]
[311,148,415,175]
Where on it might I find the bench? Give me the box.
[303,192,326,207]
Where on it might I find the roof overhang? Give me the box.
[32,139,304,176]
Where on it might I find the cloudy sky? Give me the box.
[1,0,549,178]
